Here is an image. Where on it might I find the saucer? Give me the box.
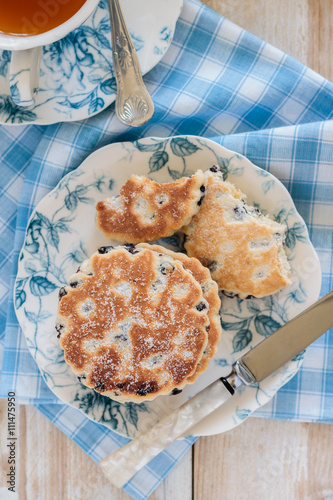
[14,136,321,438]
[0,0,183,125]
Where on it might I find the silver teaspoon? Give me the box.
[108,0,155,127]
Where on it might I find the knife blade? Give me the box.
[100,291,333,488]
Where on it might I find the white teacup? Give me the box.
[0,0,100,107]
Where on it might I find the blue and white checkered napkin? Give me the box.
[1,0,333,497]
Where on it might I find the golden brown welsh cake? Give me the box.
[95,171,206,244]
[182,167,291,298]
[56,245,210,403]
[138,243,222,381]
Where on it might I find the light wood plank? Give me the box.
[204,0,333,82]
[150,447,192,500]
[194,417,333,500]
[16,405,333,500]
[19,405,131,500]
[308,0,333,81]
[0,399,9,489]
[204,0,309,67]
[18,405,191,500]
[0,398,19,500]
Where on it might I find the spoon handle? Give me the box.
[108,0,154,127]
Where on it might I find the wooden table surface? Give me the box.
[1,1,333,499]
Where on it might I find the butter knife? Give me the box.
[100,290,333,488]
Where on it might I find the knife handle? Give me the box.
[99,379,232,488]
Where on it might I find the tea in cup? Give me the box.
[0,0,100,107]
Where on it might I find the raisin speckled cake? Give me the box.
[95,171,206,244]
[182,166,291,298]
[138,243,222,382]
[56,245,210,403]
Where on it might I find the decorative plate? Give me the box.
[14,136,321,438]
[0,0,183,125]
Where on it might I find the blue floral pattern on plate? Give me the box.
[0,0,183,125]
[14,136,321,438]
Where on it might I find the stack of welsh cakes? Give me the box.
[56,167,291,402]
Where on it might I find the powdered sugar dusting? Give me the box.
[57,246,209,402]
[183,170,291,298]
[95,171,206,243]
[138,243,222,382]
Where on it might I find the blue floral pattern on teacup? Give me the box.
[0,0,183,124]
